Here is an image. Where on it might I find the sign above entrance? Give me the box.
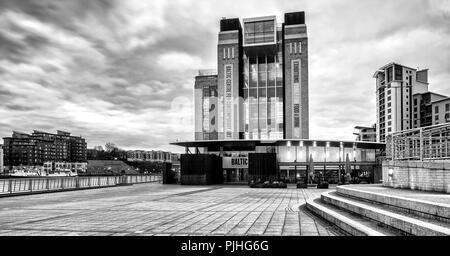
[223,157,248,169]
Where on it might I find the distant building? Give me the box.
[374,63,450,142]
[2,130,87,173]
[412,92,449,127]
[126,150,179,163]
[354,125,377,142]
[374,63,430,142]
[431,97,450,125]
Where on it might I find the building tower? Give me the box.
[283,12,309,139]
[195,11,309,141]
[217,18,243,140]
[373,63,429,142]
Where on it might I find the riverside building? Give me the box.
[174,12,385,185]
[196,11,309,140]
[2,130,87,173]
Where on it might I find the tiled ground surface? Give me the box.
[0,184,344,236]
[348,184,450,205]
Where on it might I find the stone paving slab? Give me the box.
[0,183,343,236]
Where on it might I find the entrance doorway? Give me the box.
[224,168,248,183]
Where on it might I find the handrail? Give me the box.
[387,123,450,161]
[0,174,162,196]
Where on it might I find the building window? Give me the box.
[223,48,226,59]
[387,96,391,101]
[294,42,297,54]
[388,121,391,126]
[387,90,391,95]
[435,115,439,121]
[414,99,417,105]
[435,106,439,113]
[298,42,302,53]
[227,48,231,59]
[388,128,392,132]
[388,109,391,113]
[289,43,292,54]
[231,47,235,58]
[388,115,391,119]
[446,103,449,112]
[388,102,391,107]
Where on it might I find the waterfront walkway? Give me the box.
[0,184,342,236]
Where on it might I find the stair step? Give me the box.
[322,191,450,236]
[336,185,450,223]
[306,198,401,236]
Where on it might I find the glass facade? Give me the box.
[244,20,275,45]
[243,47,284,139]
[276,146,375,163]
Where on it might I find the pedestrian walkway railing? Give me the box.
[386,123,450,160]
[0,174,161,196]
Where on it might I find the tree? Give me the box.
[105,142,118,152]
[93,145,104,151]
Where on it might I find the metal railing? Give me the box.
[386,123,450,160]
[0,174,161,196]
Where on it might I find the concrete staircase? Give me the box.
[306,186,450,236]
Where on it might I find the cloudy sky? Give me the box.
[0,0,449,152]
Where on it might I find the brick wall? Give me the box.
[382,160,450,193]
[217,31,241,139]
[283,25,309,139]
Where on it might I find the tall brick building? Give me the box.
[195,11,309,140]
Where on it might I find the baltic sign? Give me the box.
[222,157,248,169]
[224,64,233,139]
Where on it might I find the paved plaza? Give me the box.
[0,183,343,236]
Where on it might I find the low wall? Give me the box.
[382,160,450,193]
